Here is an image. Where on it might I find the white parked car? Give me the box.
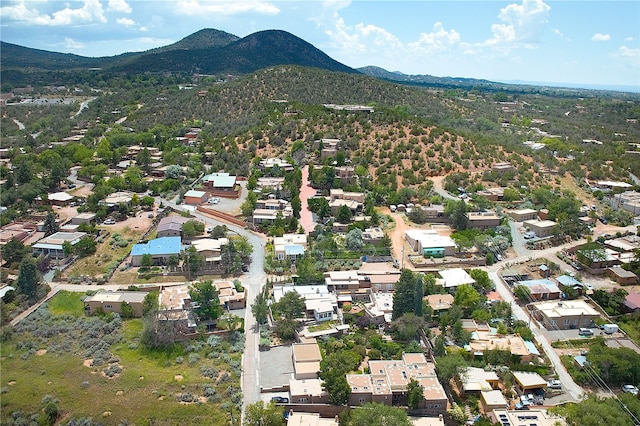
[622,384,639,395]
[103,218,116,225]
[547,380,562,389]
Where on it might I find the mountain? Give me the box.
[0,29,357,77]
[148,28,239,53]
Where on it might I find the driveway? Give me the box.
[299,165,317,234]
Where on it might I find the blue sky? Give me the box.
[1,0,639,90]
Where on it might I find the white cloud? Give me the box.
[407,22,461,55]
[175,0,279,16]
[592,33,611,42]
[481,0,550,50]
[64,37,85,50]
[108,0,132,14]
[618,45,640,60]
[139,26,148,32]
[1,0,106,26]
[117,17,135,26]
[624,36,634,42]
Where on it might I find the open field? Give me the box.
[1,292,242,425]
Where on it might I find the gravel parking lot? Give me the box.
[259,344,294,389]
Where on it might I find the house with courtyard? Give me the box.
[364,292,394,327]
[424,294,454,318]
[462,320,540,363]
[273,284,338,323]
[346,353,448,417]
[273,233,308,262]
[190,237,229,271]
[100,191,134,208]
[456,367,500,396]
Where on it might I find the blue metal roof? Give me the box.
[524,340,541,356]
[557,275,581,286]
[131,236,182,257]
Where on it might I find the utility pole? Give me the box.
[401,244,405,269]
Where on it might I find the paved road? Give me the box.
[299,165,317,234]
[485,243,586,402]
[158,197,267,409]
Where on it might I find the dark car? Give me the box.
[241,264,249,272]
[599,217,608,224]
[271,396,289,404]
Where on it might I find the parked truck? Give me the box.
[602,324,619,334]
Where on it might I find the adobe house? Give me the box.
[83,291,147,317]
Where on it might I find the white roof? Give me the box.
[48,192,74,202]
[405,229,456,249]
[184,190,207,198]
[534,299,600,318]
[438,268,475,288]
[289,378,324,396]
[190,238,228,252]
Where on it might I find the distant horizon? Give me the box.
[1,1,638,90]
[3,35,639,96]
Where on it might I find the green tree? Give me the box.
[320,368,351,405]
[74,237,97,257]
[446,199,468,231]
[188,280,222,321]
[120,301,135,319]
[182,219,205,237]
[454,284,480,311]
[274,291,305,320]
[2,238,27,265]
[142,290,159,316]
[183,246,204,279]
[391,313,425,341]
[346,402,411,426]
[345,228,364,251]
[513,285,532,303]
[17,257,40,298]
[244,401,283,426]
[141,253,154,268]
[407,378,424,409]
[43,211,59,237]
[251,293,269,325]
[393,269,420,320]
[469,269,493,292]
[336,205,353,223]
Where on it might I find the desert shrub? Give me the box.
[103,364,122,377]
[188,353,201,365]
[175,356,184,364]
[177,392,195,403]
[200,366,219,379]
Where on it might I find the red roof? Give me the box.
[624,291,640,310]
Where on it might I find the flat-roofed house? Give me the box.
[489,409,566,426]
[101,191,134,207]
[345,353,447,416]
[467,211,501,230]
[32,231,87,258]
[480,390,508,412]
[71,212,97,226]
[508,208,538,222]
[274,233,307,261]
[191,238,229,271]
[84,291,147,317]
[405,229,456,258]
[524,219,558,238]
[292,342,322,380]
[512,371,547,394]
[608,267,638,285]
[532,299,601,330]
[438,268,476,290]
[457,367,500,396]
[289,378,328,404]
[515,279,561,301]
